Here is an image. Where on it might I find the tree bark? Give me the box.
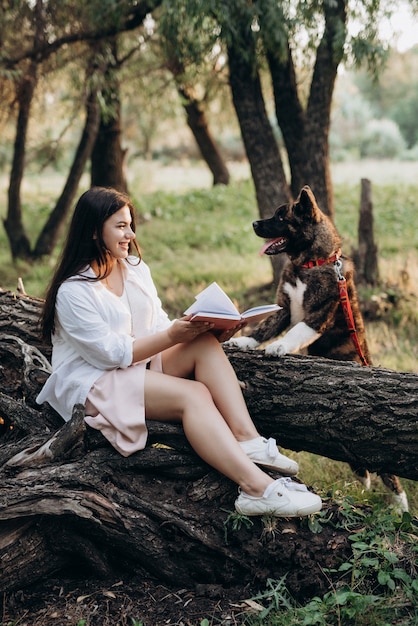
[33,77,100,258]
[1,288,417,596]
[164,47,230,185]
[90,38,129,193]
[3,0,46,261]
[3,69,35,261]
[226,348,418,480]
[227,21,291,285]
[352,178,379,285]
[264,0,347,218]
[179,86,230,186]
[265,43,308,203]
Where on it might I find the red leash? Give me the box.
[333,259,369,366]
[302,251,369,367]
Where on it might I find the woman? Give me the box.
[37,187,322,518]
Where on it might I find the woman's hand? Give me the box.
[212,322,247,343]
[168,316,214,343]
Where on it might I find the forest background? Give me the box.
[0,1,418,624]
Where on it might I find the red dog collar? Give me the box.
[302,249,342,269]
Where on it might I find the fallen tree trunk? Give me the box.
[0,289,417,596]
[226,348,418,481]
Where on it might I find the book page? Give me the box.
[241,304,281,324]
[242,304,281,318]
[184,282,239,316]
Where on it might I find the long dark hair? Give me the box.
[40,186,141,343]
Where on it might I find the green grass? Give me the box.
[242,501,418,626]
[332,183,418,255]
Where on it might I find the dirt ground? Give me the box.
[1,576,262,626]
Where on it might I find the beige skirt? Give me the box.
[84,355,162,457]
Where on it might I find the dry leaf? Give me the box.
[77,594,92,603]
[243,599,264,612]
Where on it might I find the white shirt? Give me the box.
[36,258,172,421]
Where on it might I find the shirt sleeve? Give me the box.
[55,284,134,370]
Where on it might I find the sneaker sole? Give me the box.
[253,460,299,475]
[235,498,322,517]
[235,507,321,517]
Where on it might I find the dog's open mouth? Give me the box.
[259,237,288,256]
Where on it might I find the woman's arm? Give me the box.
[131,317,213,363]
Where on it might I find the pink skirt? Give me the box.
[84,356,162,457]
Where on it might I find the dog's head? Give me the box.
[253,185,340,260]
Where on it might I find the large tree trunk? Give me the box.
[33,80,100,258]
[90,38,129,193]
[227,25,291,285]
[265,0,347,218]
[179,86,230,186]
[165,51,231,184]
[265,43,308,204]
[3,0,46,261]
[0,289,417,596]
[3,70,36,261]
[91,109,128,192]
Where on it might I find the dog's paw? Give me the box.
[224,336,259,350]
[265,340,288,356]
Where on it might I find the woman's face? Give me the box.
[101,205,136,259]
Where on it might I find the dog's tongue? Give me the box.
[259,238,284,256]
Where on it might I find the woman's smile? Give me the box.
[102,205,136,259]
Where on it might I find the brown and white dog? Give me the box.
[229,185,408,512]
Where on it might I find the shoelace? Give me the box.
[276,477,308,493]
[266,437,278,458]
[240,477,308,499]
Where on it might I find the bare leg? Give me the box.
[144,368,273,497]
[161,333,259,441]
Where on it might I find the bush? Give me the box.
[360,119,406,159]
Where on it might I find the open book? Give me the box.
[184,282,281,330]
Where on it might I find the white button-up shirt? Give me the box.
[36,258,172,421]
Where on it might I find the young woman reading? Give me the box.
[37,187,322,518]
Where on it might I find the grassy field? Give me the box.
[0,161,417,520]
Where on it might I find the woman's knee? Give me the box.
[187,379,213,406]
[200,332,222,350]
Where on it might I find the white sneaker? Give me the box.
[235,477,322,517]
[239,437,299,475]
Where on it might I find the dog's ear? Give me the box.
[294,186,321,222]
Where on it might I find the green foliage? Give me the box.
[333,182,418,259]
[222,510,254,543]
[244,501,418,626]
[249,576,295,621]
[330,84,374,161]
[159,0,220,67]
[352,47,418,151]
[391,85,418,149]
[360,119,406,158]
